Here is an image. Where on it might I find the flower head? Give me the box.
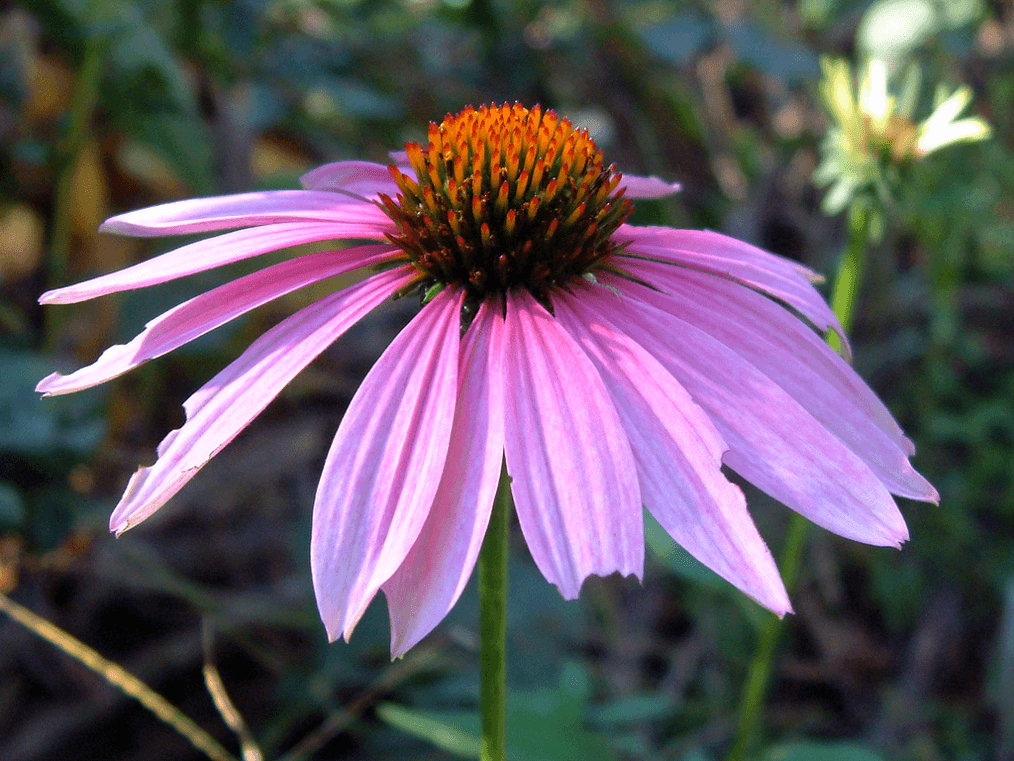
[379,104,633,306]
[39,104,937,657]
[815,57,992,215]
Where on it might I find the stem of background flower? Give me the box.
[0,591,238,761]
[478,464,512,761]
[44,37,105,350]
[725,202,869,761]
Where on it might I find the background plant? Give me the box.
[1,0,1011,759]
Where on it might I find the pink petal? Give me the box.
[99,190,393,237]
[311,288,462,642]
[618,174,682,199]
[107,265,418,534]
[553,287,790,615]
[41,224,400,304]
[37,245,399,396]
[613,226,851,359]
[300,160,402,199]
[611,262,937,502]
[383,298,506,657]
[596,279,908,547]
[502,289,642,599]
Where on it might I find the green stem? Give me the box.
[725,515,808,761]
[479,464,512,761]
[829,202,869,342]
[726,203,870,761]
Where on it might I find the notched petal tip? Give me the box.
[875,517,910,549]
[109,501,136,536]
[892,462,939,504]
[35,372,63,396]
[559,568,645,602]
[388,614,426,659]
[767,583,794,617]
[38,289,63,305]
[320,621,342,644]
[318,596,370,646]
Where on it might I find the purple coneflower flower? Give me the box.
[39,104,937,657]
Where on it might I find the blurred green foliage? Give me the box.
[1,0,1012,759]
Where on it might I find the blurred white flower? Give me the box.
[814,56,991,216]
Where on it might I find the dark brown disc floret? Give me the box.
[378,103,634,306]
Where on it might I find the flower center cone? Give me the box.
[379,103,634,307]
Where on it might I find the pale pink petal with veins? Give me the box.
[554,286,791,615]
[311,288,462,642]
[41,224,395,304]
[38,245,401,395]
[383,299,506,658]
[503,289,643,599]
[108,266,417,535]
[100,190,393,236]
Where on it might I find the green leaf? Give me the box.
[979,221,1014,275]
[590,693,676,726]
[799,0,842,29]
[764,741,887,761]
[0,482,26,527]
[723,23,819,81]
[379,674,620,761]
[124,112,216,195]
[820,174,861,216]
[108,8,196,112]
[308,78,403,121]
[638,16,714,65]
[0,351,106,456]
[376,703,481,758]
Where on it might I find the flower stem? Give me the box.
[726,202,869,761]
[479,464,512,761]
[828,202,870,341]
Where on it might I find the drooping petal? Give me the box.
[383,298,506,657]
[553,286,790,615]
[502,289,642,599]
[613,225,850,358]
[312,288,462,642]
[100,190,393,237]
[107,265,418,534]
[37,245,399,396]
[618,174,682,199]
[41,225,399,304]
[300,160,402,199]
[618,258,892,428]
[596,279,908,547]
[610,262,937,502]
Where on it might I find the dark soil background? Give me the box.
[1,0,1013,759]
